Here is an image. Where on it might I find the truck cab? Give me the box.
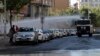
[75,19,94,37]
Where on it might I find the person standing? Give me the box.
[9,25,17,44]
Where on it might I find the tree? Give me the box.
[2,0,31,27]
[80,8,100,27]
[90,8,100,27]
[80,8,89,19]
[89,13,96,26]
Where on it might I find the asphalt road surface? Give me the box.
[0,34,100,56]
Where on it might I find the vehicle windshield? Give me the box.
[43,30,51,33]
[19,27,34,32]
[76,20,91,25]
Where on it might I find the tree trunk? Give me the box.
[9,10,13,28]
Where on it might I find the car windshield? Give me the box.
[19,27,34,32]
[43,30,49,33]
[76,20,91,25]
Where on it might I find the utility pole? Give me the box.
[41,0,44,30]
[4,0,7,38]
[88,0,89,19]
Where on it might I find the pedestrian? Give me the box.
[14,25,19,32]
[9,25,16,44]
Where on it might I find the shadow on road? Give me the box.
[0,35,100,54]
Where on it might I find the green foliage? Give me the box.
[89,13,97,26]
[80,8,100,27]
[90,8,100,27]
[1,0,31,27]
[80,8,89,18]
[2,0,30,12]
[65,8,74,15]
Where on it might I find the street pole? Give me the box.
[88,0,89,19]
[4,0,7,38]
[41,0,44,30]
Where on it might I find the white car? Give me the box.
[59,29,65,37]
[69,29,76,36]
[63,31,67,36]
[62,29,68,36]
[53,29,61,38]
[35,29,47,42]
[12,27,36,44]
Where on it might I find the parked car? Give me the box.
[43,30,51,41]
[48,30,54,40]
[12,27,37,44]
[35,29,45,42]
[62,29,68,37]
[49,29,55,39]
[53,29,61,38]
[59,29,64,37]
[69,29,76,36]
[66,29,70,36]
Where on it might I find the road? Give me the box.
[0,35,100,56]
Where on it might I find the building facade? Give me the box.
[19,0,69,17]
[21,0,54,17]
[77,0,100,9]
[52,0,69,11]
[0,1,4,22]
[30,0,54,17]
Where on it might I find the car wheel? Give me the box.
[89,33,92,37]
[46,36,48,41]
[45,36,48,42]
[42,36,44,42]
[32,38,38,45]
[49,35,52,40]
[36,38,39,44]
[77,33,82,37]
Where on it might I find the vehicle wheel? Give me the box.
[44,36,47,42]
[46,36,49,41]
[51,35,54,40]
[48,37,51,41]
[89,33,92,37]
[77,33,82,37]
[42,36,44,42]
[36,38,39,44]
[48,36,51,40]
[33,38,38,44]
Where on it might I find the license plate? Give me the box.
[21,37,27,39]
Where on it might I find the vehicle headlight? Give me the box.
[14,34,20,37]
[29,35,34,37]
[13,35,21,39]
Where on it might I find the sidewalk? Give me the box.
[0,36,9,48]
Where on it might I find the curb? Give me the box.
[0,33,8,36]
